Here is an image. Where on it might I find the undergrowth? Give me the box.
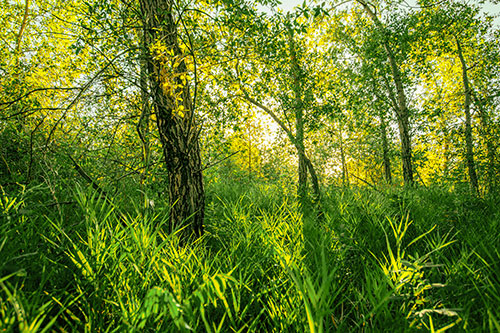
[1,181,499,331]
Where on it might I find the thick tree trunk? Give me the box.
[140,0,204,238]
[379,108,392,183]
[456,36,479,194]
[358,0,414,186]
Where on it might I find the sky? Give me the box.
[264,0,500,25]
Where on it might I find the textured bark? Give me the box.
[456,36,479,194]
[357,0,414,186]
[140,0,204,238]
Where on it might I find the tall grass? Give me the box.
[1,181,499,331]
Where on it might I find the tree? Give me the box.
[412,1,500,192]
[234,9,324,213]
[318,5,398,185]
[455,35,479,193]
[139,0,204,238]
[354,0,414,186]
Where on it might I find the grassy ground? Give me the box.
[1,180,499,332]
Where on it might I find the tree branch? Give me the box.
[238,92,295,142]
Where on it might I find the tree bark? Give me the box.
[139,0,204,239]
[456,36,479,194]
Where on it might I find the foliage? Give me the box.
[1,0,500,331]
[1,180,499,331]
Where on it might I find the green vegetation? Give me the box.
[2,0,500,331]
[1,180,499,331]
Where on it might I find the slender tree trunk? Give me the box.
[429,69,451,181]
[357,0,413,186]
[288,28,322,208]
[456,36,479,194]
[15,0,30,65]
[303,154,321,204]
[240,93,322,211]
[240,63,322,215]
[298,153,308,199]
[288,28,307,201]
[248,124,252,179]
[337,123,349,186]
[385,44,413,186]
[472,89,496,191]
[379,108,392,183]
[137,34,151,191]
[442,121,450,179]
[140,0,204,238]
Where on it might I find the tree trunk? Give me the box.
[303,153,321,205]
[442,121,450,179]
[383,42,413,186]
[396,104,413,186]
[14,0,30,65]
[379,108,392,183]
[248,123,252,179]
[140,0,204,239]
[137,34,151,192]
[288,28,307,201]
[298,153,308,200]
[288,27,322,208]
[456,36,479,194]
[337,123,349,186]
[472,89,496,191]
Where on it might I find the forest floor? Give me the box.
[1,179,499,332]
